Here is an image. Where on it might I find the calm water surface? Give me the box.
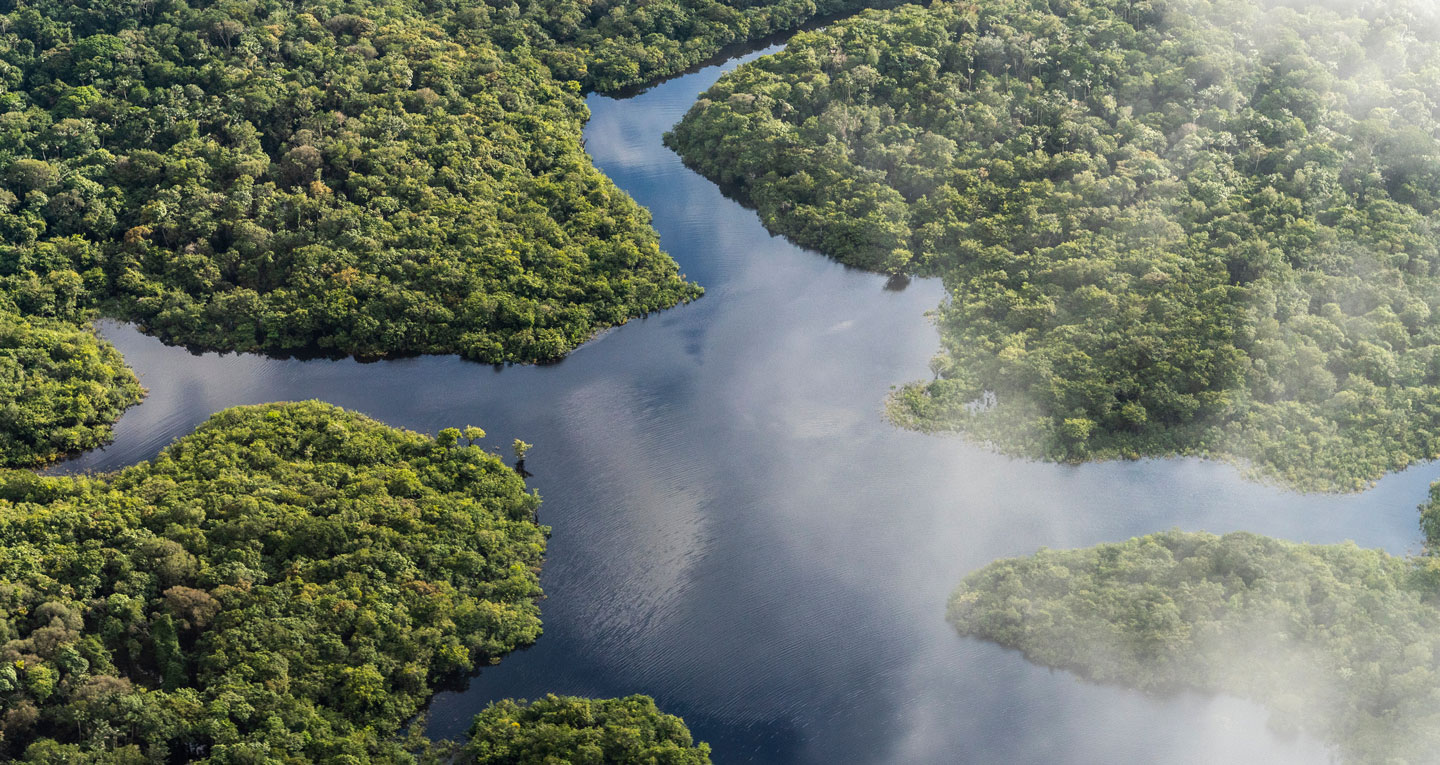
[58,46,1433,764]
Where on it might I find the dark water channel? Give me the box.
[57,46,1436,764]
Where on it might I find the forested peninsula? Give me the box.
[666,0,1440,491]
[0,0,891,468]
[0,401,711,763]
[0,402,545,760]
[0,313,144,467]
[948,513,1440,763]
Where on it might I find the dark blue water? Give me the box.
[58,46,1432,764]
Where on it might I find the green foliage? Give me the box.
[1422,481,1440,550]
[0,0,705,368]
[0,312,143,467]
[950,528,1440,763]
[666,0,1440,491]
[463,694,712,764]
[0,1,844,760]
[0,402,547,761]
[0,0,905,466]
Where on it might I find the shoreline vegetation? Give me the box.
[0,0,898,469]
[461,694,712,764]
[0,401,710,762]
[665,0,1440,492]
[948,484,1440,763]
[0,314,145,468]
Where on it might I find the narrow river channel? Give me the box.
[56,44,1434,764]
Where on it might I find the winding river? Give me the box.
[56,45,1437,763]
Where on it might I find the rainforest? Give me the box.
[0,0,897,467]
[0,0,893,759]
[0,402,543,760]
[7,0,1440,762]
[667,0,1440,491]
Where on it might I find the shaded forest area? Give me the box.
[667,0,1440,491]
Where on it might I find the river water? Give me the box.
[57,46,1437,764]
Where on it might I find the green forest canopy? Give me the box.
[949,521,1440,764]
[0,0,705,365]
[0,312,143,468]
[0,401,549,761]
[0,0,885,467]
[666,0,1440,491]
[0,0,849,758]
[462,694,713,765]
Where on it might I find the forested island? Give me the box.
[0,0,896,468]
[0,402,544,759]
[948,513,1440,763]
[666,0,1440,491]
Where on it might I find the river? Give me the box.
[55,45,1436,764]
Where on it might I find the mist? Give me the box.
[644,0,1440,761]
[22,0,1440,761]
[46,37,1440,761]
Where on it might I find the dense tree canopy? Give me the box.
[667,0,1440,491]
[0,402,548,761]
[0,0,898,467]
[949,525,1440,764]
[462,694,713,764]
[0,312,143,467]
[483,0,885,94]
[0,0,705,366]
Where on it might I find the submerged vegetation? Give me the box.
[950,510,1440,762]
[0,402,548,760]
[667,0,1440,491]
